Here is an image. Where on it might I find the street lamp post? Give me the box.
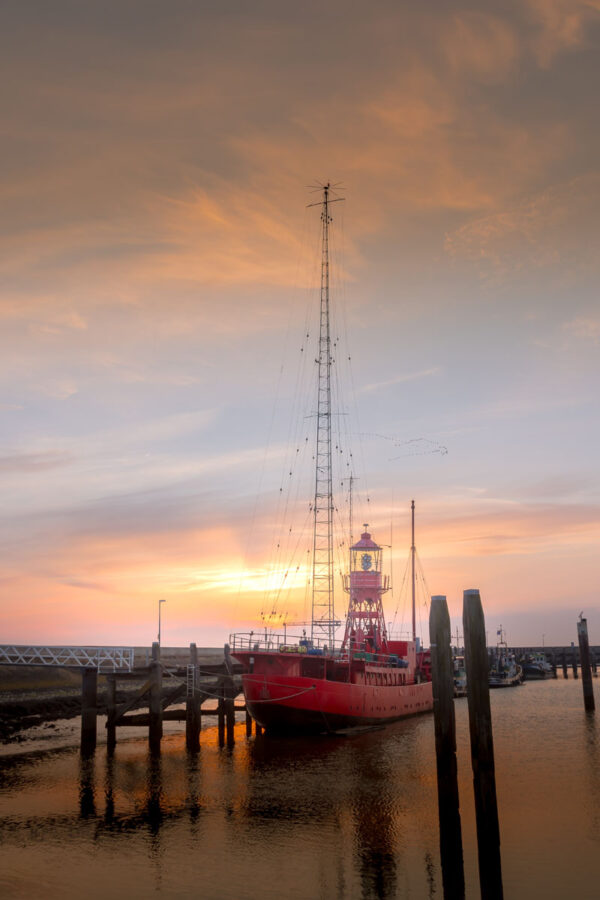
[158,598,167,646]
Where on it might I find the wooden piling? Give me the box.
[463,589,503,900]
[572,647,579,679]
[224,643,236,746]
[106,675,117,752]
[149,642,163,753]
[186,643,201,751]
[80,667,98,755]
[429,595,465,899]
[225,692,235,745]
[591,651,597,677]
[577,618,595,712]
[245,710,253,737]
[562,652,568,678]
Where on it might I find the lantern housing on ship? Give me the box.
[342,526,390,654]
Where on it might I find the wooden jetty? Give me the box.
[99,642,248,754]
[0,641,249,754]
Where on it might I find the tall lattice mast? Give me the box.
[309,183,339,648]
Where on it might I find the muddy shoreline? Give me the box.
[0,688,123,743]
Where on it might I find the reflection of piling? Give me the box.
[463,589,503,900]
[429,595,465,899]
[186,643,201,751]
[577,618,595,712]
[149,641,163,753]
[79,755,96,817]
[80,667,98,755]
[217,681,225,747]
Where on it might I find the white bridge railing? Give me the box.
[0,645,135,672]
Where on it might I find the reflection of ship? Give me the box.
[231,184,432,733]
[488,627,523,688]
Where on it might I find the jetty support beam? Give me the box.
[186,643,201,751]
[149,641,162,753]
[106,675,117,753]
[224,643,235,746]
[80,667,98,755]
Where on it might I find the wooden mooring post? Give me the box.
[224,643,236,746]
[463,589,503,900]
[80,667,98,755]
[562,652,568,678]
[429,595,465,899]
[572,647,579,678]
[149,641,163,753]
[577,617,595,712]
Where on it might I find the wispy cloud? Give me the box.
[361,367,441,393]
[0,451,73,473]
[444,174,600,277]
[563,316,600,344]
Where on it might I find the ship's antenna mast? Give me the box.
[349,474,355,548]
[411,499,416,642]
[308,182,342,649]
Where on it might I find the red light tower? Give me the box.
[342,525,390,653]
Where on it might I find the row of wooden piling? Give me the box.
[81,642,257,755]
[430,597,596,900]
[430,590,503,900]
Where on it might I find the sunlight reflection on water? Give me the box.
[0,678,599,898]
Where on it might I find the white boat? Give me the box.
[489,628,523,688]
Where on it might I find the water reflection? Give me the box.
[583,712,600,833]
[350,741,397,899]
[103,754,115,824]
[2,684,598,899]
[78,756,96,819]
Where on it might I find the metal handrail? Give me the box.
[0,644,135,672]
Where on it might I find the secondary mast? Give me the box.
[411,499,416,641]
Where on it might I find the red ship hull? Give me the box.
[234,648,433,734]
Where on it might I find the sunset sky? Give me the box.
[1,0,599,649]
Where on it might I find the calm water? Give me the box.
[0,677,598,899]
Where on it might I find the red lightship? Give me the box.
[230,184,432,734]
[231,526,432,734]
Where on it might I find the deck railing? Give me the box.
[229,633,409,668]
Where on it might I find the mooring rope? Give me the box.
[249,685,317,703]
